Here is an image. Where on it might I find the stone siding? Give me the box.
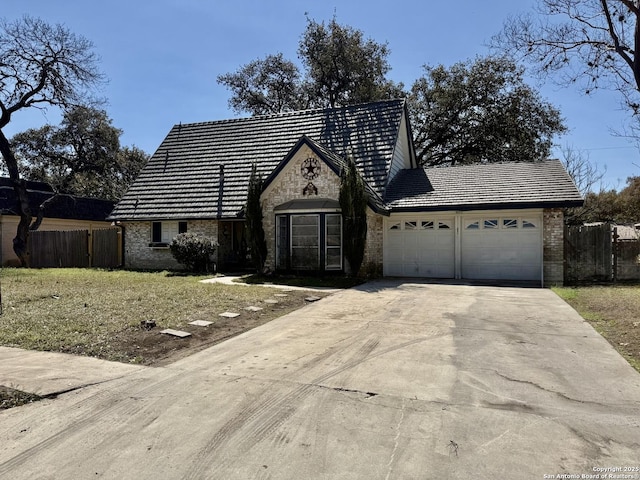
[124,220,218,270]
[261,144,382,273]
[543,208,564,286]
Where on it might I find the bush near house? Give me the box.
[170,233,218,272]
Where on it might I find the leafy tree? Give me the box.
[218,15,404,115]
[339,153,368,276]
[217,53,306,115]
[0,15,103,266]
[618,176,640,221]
[492,0,640,135]
[299,15,404,108]
[245,163,267,272]
[170,232,218,272]
[11,106,148,200]
[566,176,640,224]
[408,56,566,166]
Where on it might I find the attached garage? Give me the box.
[383,210,543,282]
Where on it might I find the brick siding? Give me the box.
[123,220,218,270]
[543,208,564,286]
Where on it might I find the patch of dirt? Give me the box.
[0,386,42,410]
[115,290,328,366]
[559,286,640,372]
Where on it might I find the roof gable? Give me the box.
[109,99,406,220]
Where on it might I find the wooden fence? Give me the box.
[28,228,121,268]
[565,223,640,283]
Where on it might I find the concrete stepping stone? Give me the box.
[305,296,321,302]
[160,329,192,338]
[219,312,240,318]
[263,299,278,304]
[273,293,288,297]
[245,306,263,312]
[189,320,213,327]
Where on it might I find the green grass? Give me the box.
[553,285,640,372]
[0,268,322,364]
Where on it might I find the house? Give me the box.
[0,178,116,266]
[108,99,583,285]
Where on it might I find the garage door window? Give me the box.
[484,219,498,229]
[438,220,452,229]
[503,219,518,229]
[389,223,401,230]
[404,221,418,230]
[523,219,538,229]
[465,220,480,230]
[421,221,434,229]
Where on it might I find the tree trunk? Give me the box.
[0,129,32,267]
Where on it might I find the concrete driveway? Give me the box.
[1,280,639,479]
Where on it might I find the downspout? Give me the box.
[115,222,125,268]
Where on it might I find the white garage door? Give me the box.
[384,218,455,278]
[461,216,542,281]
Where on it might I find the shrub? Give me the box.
[169,233,218,272]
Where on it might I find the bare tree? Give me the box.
[560,144,606,194]
[0,15,103,266]
[492,1,640,128]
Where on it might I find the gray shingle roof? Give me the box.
[385,160,583,211]
[109,99,406,220]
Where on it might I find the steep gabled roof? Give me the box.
[109,99,406,220]
[262,135,389,214]
[385,160,583,211]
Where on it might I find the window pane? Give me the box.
[325,214,342,269]
[484,219,498,229]
[523,219,538,229]
[438,221,451,229]
[465,221,480,230]
[503,219,518,229]
[178,221,188,234]
[389,223,401,230]
[152,222,162,243]
[421,221,434,229]
[404,221,417,230]
[291,215,319,269]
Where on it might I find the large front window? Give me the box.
[276,213,342,271]
[291,214,319,270]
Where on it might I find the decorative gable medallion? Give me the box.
[301,157,320,180]
[303,182,318,196]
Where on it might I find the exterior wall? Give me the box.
[387,113,414,182]
[261,143,382,274]
[543,208,565,286]
[123,219,218,270]
[362,210,384,275]
[0,215,114,267]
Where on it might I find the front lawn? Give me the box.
[553,285,640,372]
[0,268,328,366]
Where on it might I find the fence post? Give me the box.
[612,225,618,284]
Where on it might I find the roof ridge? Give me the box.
[170,98,406,129]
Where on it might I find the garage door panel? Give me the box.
[461,215,541,281]
[384,218,454,278]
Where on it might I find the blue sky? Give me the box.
[3,0,639,190]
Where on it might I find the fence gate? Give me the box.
[564,223,613,283]
[28,228,121,268]
[29,230,90,268]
